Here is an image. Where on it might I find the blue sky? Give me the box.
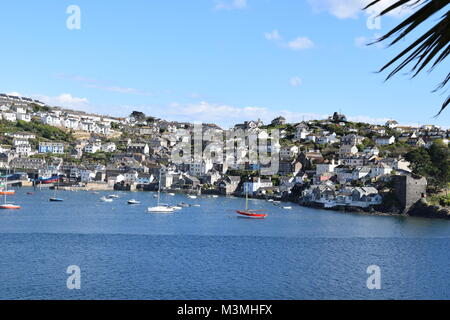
[0,0,448,128]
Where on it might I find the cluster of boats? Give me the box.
[0,173,301,219]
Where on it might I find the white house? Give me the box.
[370,163,392,178]
[84,143,102,154]
[295,128,310,141]
[189,160,213,177]
[243,177,273,194]
[15,145,32,156]
[16,113,31,122]
[124,171,139,184]
[101,142,117,153]
[80,170,95,182]
[375,136,396,146]
[316,160,339,175]
[2,112,17,122]
[280,146,299,159]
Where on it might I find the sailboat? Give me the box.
[148,170,174,213]
[0,181,15,195]
[0,189,20,210]
[236,186,267,219]
[49,177,64,202]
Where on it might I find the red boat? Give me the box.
[0,190,15,196]
[236,188,268,219]
[236,210,268,219]
[0,204,21,210]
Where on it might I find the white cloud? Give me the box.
[58,74,152,96]
[290,77,302,87]
[264,30,281,41]
[6,91,22,97]
[157,101,328,128]
[287,37,315,50]
[307,0,421,19]
[265,30,314,51]
[347,115,391,124]
[214,0,247,11]
[354,36,369,48]
[33,93,89,109]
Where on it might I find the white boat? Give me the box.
[212,195,219,198]
[283,206,293,210]
[100,196,113,202]
[148,206,174,213]
[128,199,141,205]
[188,195,197,199]
[192,204,201,207]
[108,194,119,199]
[148,170,174,213]
[168,193,176,196]
[170,206,183,210]
[267,199,274,202]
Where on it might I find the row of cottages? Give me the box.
[305,184,382,209]
[40,113,112,135]
[0,93,45,107]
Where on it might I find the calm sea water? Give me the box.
[0,188,450,300]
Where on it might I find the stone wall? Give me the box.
[393,175,427,213]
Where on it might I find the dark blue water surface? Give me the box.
[0,188,449,300]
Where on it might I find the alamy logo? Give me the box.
[366,265,381,290]
[66,5,81,30]
[66,265,81,290]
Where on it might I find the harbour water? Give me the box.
[1,188,450,299]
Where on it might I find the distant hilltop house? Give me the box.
[385,120,399,129]
[271,116,286,126]
[330,112,347,123]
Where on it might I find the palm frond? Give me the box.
[365,0,450,115]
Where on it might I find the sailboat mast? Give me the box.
[157,170,161,206]
[245,185,249,211]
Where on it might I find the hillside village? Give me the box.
[0,93,449,218]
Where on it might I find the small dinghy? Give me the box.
[100,196,113,202]
[178,202,191,207]
[128,199,141,205]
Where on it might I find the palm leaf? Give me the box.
[365,0,450,115]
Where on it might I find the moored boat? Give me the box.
[0,189,20,210]
[236,210,268,219]
[100,196,113,202]
[148,206,174,213]
[0,203,21,210]
[49,198,64,202]
[148,170,174,214]
[0,190,15,195]
[236,186,268,219]
[128,199,141,205]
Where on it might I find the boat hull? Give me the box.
[236,210,268,219]
[0,191,15,196]
[148,206,174,213]
[0,204,21,210]
[49,198,64,202]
